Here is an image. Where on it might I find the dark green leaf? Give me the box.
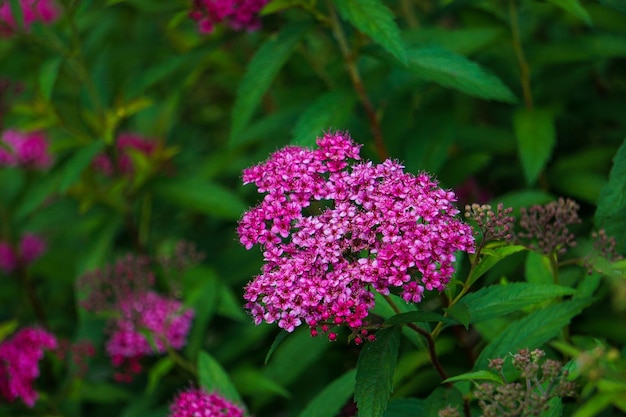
[422,387,464,417]
[525,251,554,285]
[198,351,242,404]
[403,46,517,103]
[265,330,289,365]
[382,399,425,417]
[468,245,527,286]
[232,368,291,398]
[39,58,63,101]
[443,370,503,385]
[547,0,592,25]
[153,179,247,220]
[261,0,300,15]
[146,357,174,394]
[355,326,401,417]
[595,139,626,254]
[298,369,357,417]
[513,108,557,186]
[385,311,456,326]
[600,0,626,13]
[403,27,503,55]
[541,397,563,417]
[78,382,132,402]
[184,267,220,359]
[291,89,356,147]
[335,0,406,65]
[230,23,310,142]
[474,298,592,369]
[59,141,106,192]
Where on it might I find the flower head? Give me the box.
[0,327,57,407]
[0,129,53,169]
[238,131,475,339]
[0,233,46,274]
[0,0,59,36]
[517,198,580,255]
[190,0,268,34]
[170,388,245,417]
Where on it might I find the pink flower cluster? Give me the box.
[0,129,53,169]
[0,327,57,407]
[170,388,245,417]
[189,0,268,34]
[238,131,475,339]
[0,233,46,274]
[93,133,156,176]
[0,0,59,36]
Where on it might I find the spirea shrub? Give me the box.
[238,131,475,339]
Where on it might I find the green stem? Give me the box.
[509,0,534,110]
[167,345,198,377]
[327,2,389,161]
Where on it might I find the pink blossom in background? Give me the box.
[106,291,194,376]
[0,0,59,36]
[237,131,475,341]
[0,242,17,273]
[170,388,245,417]
[190,0,268,34]
[93,133,156,176]
[0,129,53,169]
[0,327,57,407]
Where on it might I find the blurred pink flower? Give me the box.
[190,0,268,34]
[0,233,46,274]
[0,242,17,273]
[170,388,245,417]
[92,133,156,177]
[0,327,57,407]
[0,129,53,169]
[0,0,59,36]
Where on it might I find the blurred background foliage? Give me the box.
[0,0,625,416]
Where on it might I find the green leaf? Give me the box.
[443,370,503,385]
[525,251,554,285]
[335,0,406,65]
[264,328,330,386]
[260,0,301,15]
[230,23,310,142]
[78,382,132,402]
[468,245,527,286]
[60,141,106,192]
[541,397,563,417]
[513,108,557,186]
[474,298,591,369]
[547,0,592,25]
[450,283,576,325]
[445,301,470,329]
[0,320,18,343]
[595,139,626,254]
[232,368,291,398]
[599,0,626,13]
[265,331,289,365]
[382,399,425,417]
[385,311,456,326]
[403,27,503,55]
[184,267,220,359]
[291,90,356,147]
[39,58,63,101]
[403,46,517,103]
[198,351,243,404]
[355,326,401,417]
[421,387,464,416]
[298,369,357,417]
[146,357,174,394]
[572,392,615,417]
[153,179,247,220]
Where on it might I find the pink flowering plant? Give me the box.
[1,0,626,416]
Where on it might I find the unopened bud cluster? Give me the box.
[465,203,515,242]
[476,348,577,417]
[517,198,581,256]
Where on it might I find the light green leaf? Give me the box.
[335,0,406,65]
[355,326,401,417]
[39,58,63,101]
[298,369,357,417]
[153,179,247,220]
[230,23,310,142]
[468,244,527,286]
[595,139,626,254]
[198,351,242,404]
[146,357,174,394]
[261,0,301,15]
[450,283,576,325]
[0,320,18,343]
[513,108,557,186]
[443,370,503,385]
[291,90,356,147]
[232,368,291,398]
[525,251,554,285]
[547,0,592,25]
[421,387,464,416]
[403,46,517,103]
[474,298,591,369]
[60,141,106,192]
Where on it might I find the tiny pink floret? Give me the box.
[170,388,245,417]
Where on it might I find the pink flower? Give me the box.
[238,131,475,340]
[190,0,268,34]
[0,129,53,169]
[106,291,194,360]
[0,233,46,274]
[0,0,59,37]
[0,242,17,273]
[170,388,245,417]
[0,327,57,407]
[93,133,156,176]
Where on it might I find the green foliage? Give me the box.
[595,139,626,254]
